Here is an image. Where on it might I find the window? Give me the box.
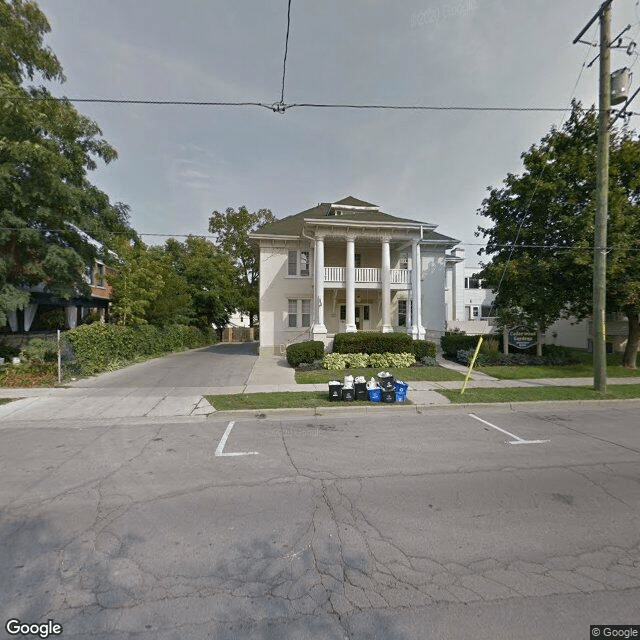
[465,277,480,289]
[340,305,346,321]
[288,250,310,276]
[354,253,361,268]
[399,254,409,270]
[398,299,411,327]
[95,263,105,287]
[363,306,369,321]
[287,299,311,328]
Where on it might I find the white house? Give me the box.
[250,196,475,356]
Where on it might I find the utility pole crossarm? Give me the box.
[573,0,613,45]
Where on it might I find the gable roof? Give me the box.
[332,196,378,208]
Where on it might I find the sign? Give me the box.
[508,326,537,350]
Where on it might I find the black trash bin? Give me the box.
[354,382,367,400]
[328,381,343,401]
[342,386,355,401]
[377,372,395,391]
[381,389,396,403]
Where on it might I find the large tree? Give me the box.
[0,0,134,326]
[208,206,275,327]
[477,102,640,367]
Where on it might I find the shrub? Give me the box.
[421,355,438,366]
[367,352,416,369]
[0,343,20,360]
[19,338,57,364]
[322,353,348,370]
[333,331,414,354]
[346,352,370,368]
[63,323,212,376]
[286,340,325,367]
[412,340,436,360]
[441,331,483,358]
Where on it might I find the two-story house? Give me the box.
[250,196,461,356]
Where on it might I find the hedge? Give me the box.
[412,340,436,360]
[286,340,325,367]
[333,331,415,354]
[322,351,416,370]
[440,331,481,358]
[63,323,214,376]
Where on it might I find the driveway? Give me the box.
[0,342,259,421]
[70,341,259,389]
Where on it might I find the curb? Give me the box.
[207,397,640,420]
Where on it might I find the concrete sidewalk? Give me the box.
[1,354,640,422]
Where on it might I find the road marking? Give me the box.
[468,413,550,445]
[215,421,259,457]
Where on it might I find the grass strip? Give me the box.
[206,391,411,411]
[439,384,640,404]
[478,364,640,380]
[0,398,14,405]
[295,366,464,384]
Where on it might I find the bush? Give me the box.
[346,352,370,368]
[368,352,416,369]
[19,338,57,364]
[63,323,213,376]
[0,343,20,360]
[333,331,414,354]
[441,331,483,358]
[412,340,436,360]
[456,344,582,367]
[286,341,325,367]
[421,355,438,366]
[322,353,348,370]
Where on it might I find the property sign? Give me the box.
[508,326,537,350]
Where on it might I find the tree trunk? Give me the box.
[503,326,509,355]
[622,310,639,368]
[536,326,543,357]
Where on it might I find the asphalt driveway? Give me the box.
[70,341,259,389]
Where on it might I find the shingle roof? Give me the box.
[253,196,432,236]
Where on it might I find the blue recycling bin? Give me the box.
[394,381,409,402]
[368,387,381,402]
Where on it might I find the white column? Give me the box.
[415,240,425,339]
[345,235,357,332]
[381,236,393,333]
[409,239,424,339]
[312,234,327,338]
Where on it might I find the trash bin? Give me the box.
[377,371,395,391]
[328,381,343,401]
[381,389,396,403]
[368,386,381,402]
[394,380,409,403]
[342,386,355,401]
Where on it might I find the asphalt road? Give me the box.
[1,404,639,639]
[70,341,259,389]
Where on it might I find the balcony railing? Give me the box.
[324,267,410,285]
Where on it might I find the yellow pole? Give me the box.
[460,336,483,395]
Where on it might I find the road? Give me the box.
[0,403,639,639]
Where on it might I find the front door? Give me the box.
[355,305,370,330]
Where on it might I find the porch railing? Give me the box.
[324,267,411,285]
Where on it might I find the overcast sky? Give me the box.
[35,0,640,265]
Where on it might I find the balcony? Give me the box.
[323,267,411,289]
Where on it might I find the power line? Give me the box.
[280,0,293,106]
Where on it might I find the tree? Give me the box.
[164,237,237,332]
[0,0,134,327]
[477,102,640,367]
[208,206,275,327]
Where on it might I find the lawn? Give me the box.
[206,391,410,411]
[439,384,640,404]
[295,366,465,384]
[0,398,14,405]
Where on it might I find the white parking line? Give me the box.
[215,421,259,457]
[468,414,550,445]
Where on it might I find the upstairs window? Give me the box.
[288,250,310,276]
[465,277,480,289]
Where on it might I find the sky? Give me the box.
[35,0,640,266]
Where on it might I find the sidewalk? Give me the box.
[1,355,639,422]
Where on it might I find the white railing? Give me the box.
[324,267,345,282]
[355,267,379,282]
[323,267,411,285]
[391,269,410,284]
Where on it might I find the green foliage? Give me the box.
[19,338,57,363]
[208,206,276,326]
[322,351,415,370]
[333,331,415,354]
[32,308,66,330]
[321,353,348,370]
[440,331,481,358]
[0,1,136,327]
[0,342,20,360]
[456,343,582,367]
[286,340,325,367]
[412,340,436,360]
[63,323,213,376]
[421,355,438,366]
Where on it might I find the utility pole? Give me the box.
[574,1,612,393]
[594,2,611,393]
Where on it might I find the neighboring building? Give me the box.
[3,259,114,334]
[250,196,463,356]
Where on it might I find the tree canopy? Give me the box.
[0,0,135,326]
[208,206,275,327]
[477,102,640,367]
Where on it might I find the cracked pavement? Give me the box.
[1,405,639,639]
